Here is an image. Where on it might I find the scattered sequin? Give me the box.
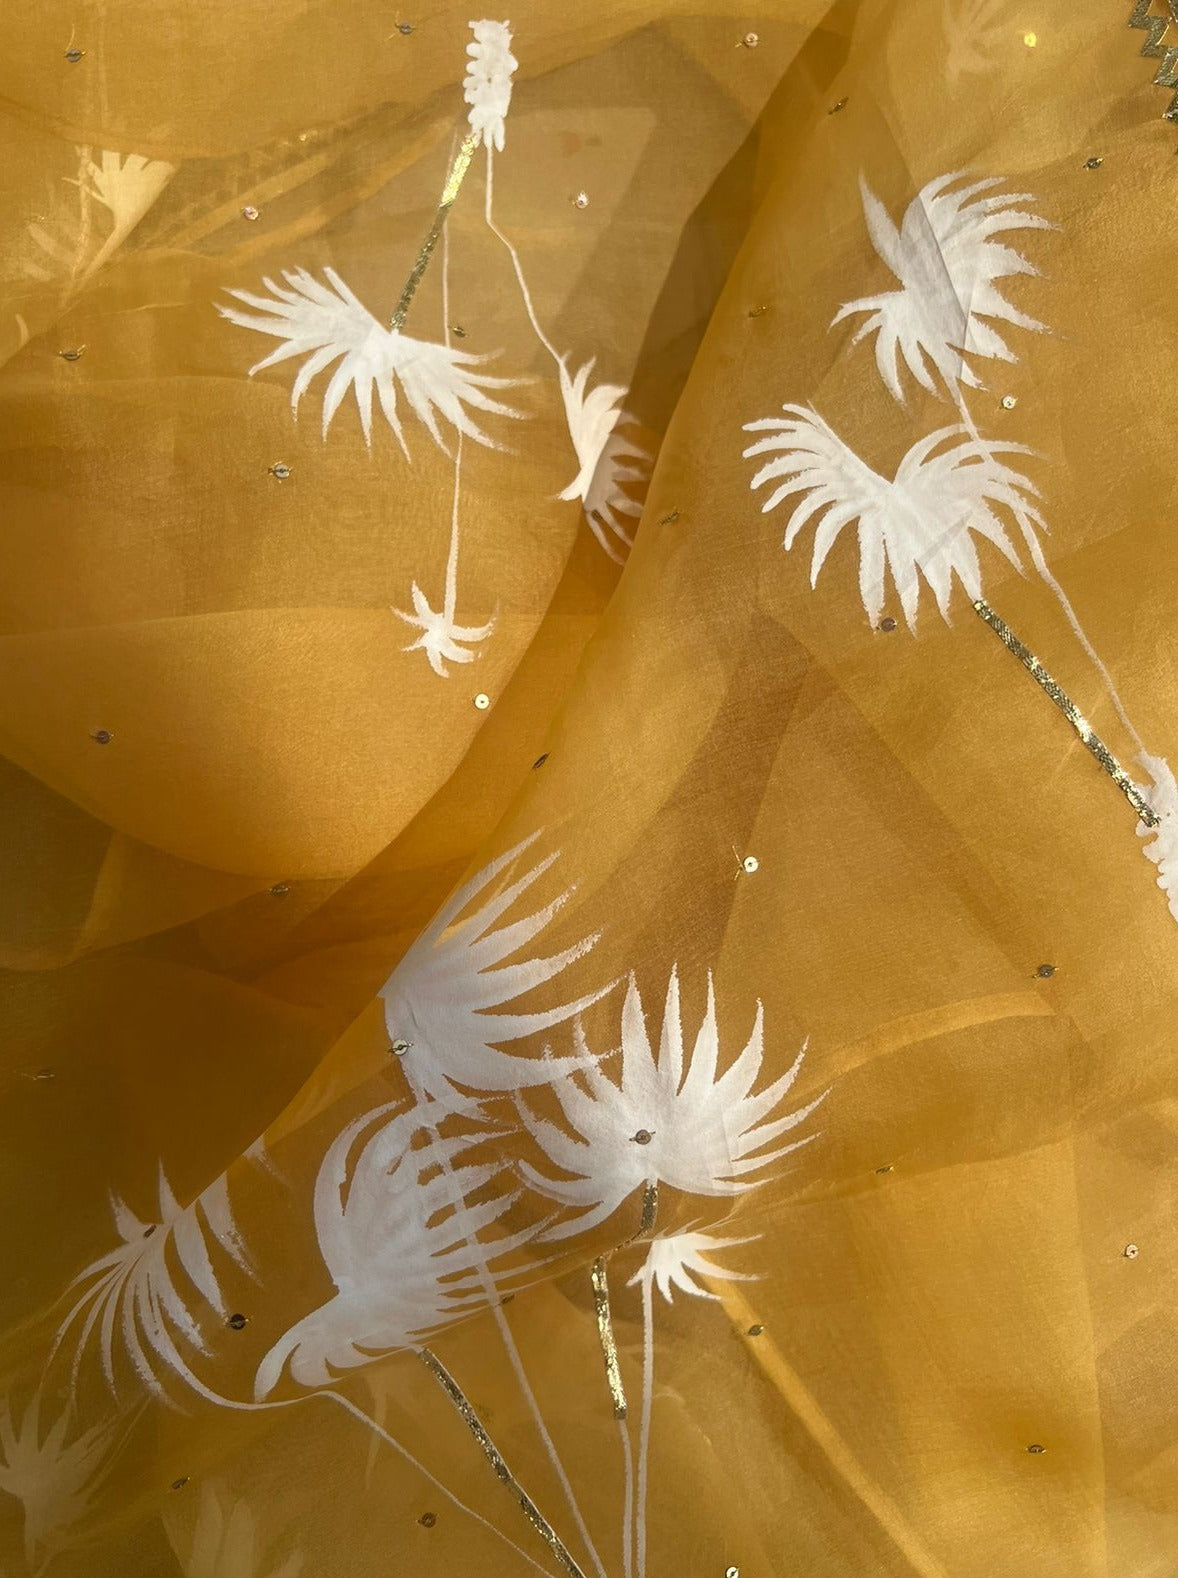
[1084,156,1104,170]
[227,1313,248,1330]
[875,1164,894,1175]
[742,32,759,47]
[742,855,760,873]
[269,462,291,481]
[171,1477,190,1491]
[269,882,290,897]
[1023,31,1037,47]
[451,325,467,338]
[1124,1243,1140,1259]
[58,347,85,362]
[33,1069,56,1082]
[1026,1443,1046,1454]
[879,616,898,633]
[64,47,85,63]
[398,20,415,33]
[828,97,848,114]
[1036,963,1056,979]
[533,753,549,769]
[91,729,113,745]
[747,1324,764,1337]
[419,1512,437,1527]
[241,205,260,221]
[474,692,491,710]
[1001,394,1017,410]
[660,509,680,524]
[632,1129,653,1145]
[573,191,589,209]
[726,1569,740,1578]
[391,1039,412,1056]
[747,304,768,318]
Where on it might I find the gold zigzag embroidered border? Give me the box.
[1129,0,1178,120]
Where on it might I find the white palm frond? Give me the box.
[51,1167,253,1401]
[626,1229,759,1303]
[557,359,649,562]
[393,581,495,676]
[742,402,1041,631]
[255,1108,533,1397]
[832,173,1051,401]
[26,147,175,284]
[1137,753,1178,922]
[464,20,518,153]
[519,968,824,1240]
[183,1482,303,1578]
[943,0,1013,84]
[379,833,615,1109]
[0,1394,115,1565]
[217,267,526,456]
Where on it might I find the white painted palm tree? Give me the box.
[394,575,495,675]
[745,402,1043,630]
[831,174,1050,402]
[379,833,613,1110]
[521,970,821,1578]
[181,1483,303,1578]
[217,266,524,456]
[51,1167,252,1399]
[0,1394,115,1567]
[942,0,1013,85]
[464,19,518,153]
[558,360,649,562]
[626,1229,759,1303]
[26,147,176,286]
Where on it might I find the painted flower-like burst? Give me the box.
[379,833,613,1110]
[557,359,649,562]
[0,1394,114,1565]
[831,173,1051,401]
[627,1230,759,1303]
[394,582,495,676]
[180,1482,303,1578]
[1137,753,1178,922]
[255,1108,532,1397]
[217,267,525,455]
[464,20,518,152]
[742,403,1042,631]
[51,1167,252,1399]
[519,968,823,1239]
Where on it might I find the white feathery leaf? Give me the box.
[0,1393,116,1564]
[464,20,518,153]
[557,358,650,562]
[1137,754,1178,923]
[393,581,495,677]
[626,1229,760,1304]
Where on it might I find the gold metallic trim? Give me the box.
[391,132,478,329]
[590,1257,628,1419]
[420,1346,588,1578]
[973,600,1158,826]
[1129,1,1178,121]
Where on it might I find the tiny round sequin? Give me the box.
[227,1313,248,1330]
[241,205,260,221]
[398,20,415,33]
[747,304,768,318]
[632,1129,653,1145]
[1026,1443,1046,1454]
[65,47,85,63]
[1084,156,1103,171]
[746,1323,764,1337]
[1001,394,1017,410]
[742,855,759,874]
[828,97,848,114]
[269,462,291,481]
[875,1164,894,1175]
[742,32,759,47]
[451,325,467,338]
[33,1068,56,1082]
[419,1512,437,1528]
[727,1566,740,1576]
[1036,963,1056,979]
[171,1477,190,1491]
[879,616,898,633]
[1123,1243,1139,1259]
[58,347,85,362]
[269,882,290,897]
[474,692,491,710]
[391,1039,411,1056]
[91,729,113,745]
[659,509,681,524]
[533,753,549,769]
[573,191,589,209]
[1023,31,1038,47]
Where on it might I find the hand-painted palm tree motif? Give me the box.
[626,1230,759,1303]
[742,403,1042,631]
[558,361,649,562]
[831,174,1051,402]
[26,147,176,286]
[942,0,1013,85]
[519,968,823,1239]
[380,833,614,1110]
[51,1167,252,1399]
[394,577,495,676]
[1137,754,1178,920]
[180,1482,303,1578]
[217,267,525,456]
[0,1394,115,1568]
[464,19,518,152]
[255,1107,533,1397]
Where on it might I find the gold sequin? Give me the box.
[972,600,1159,827]
[419,1348,588,1578]
[390,133,478,330]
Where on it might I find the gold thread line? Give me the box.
[390,132,478,330]
[973,600,1159,827]
[590,1257,628,1419]
[631,1180,660,1245]
[1129,1,1178,120]
[419,1347,588,1578]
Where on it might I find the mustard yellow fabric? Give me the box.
[2,3,1176,1576]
